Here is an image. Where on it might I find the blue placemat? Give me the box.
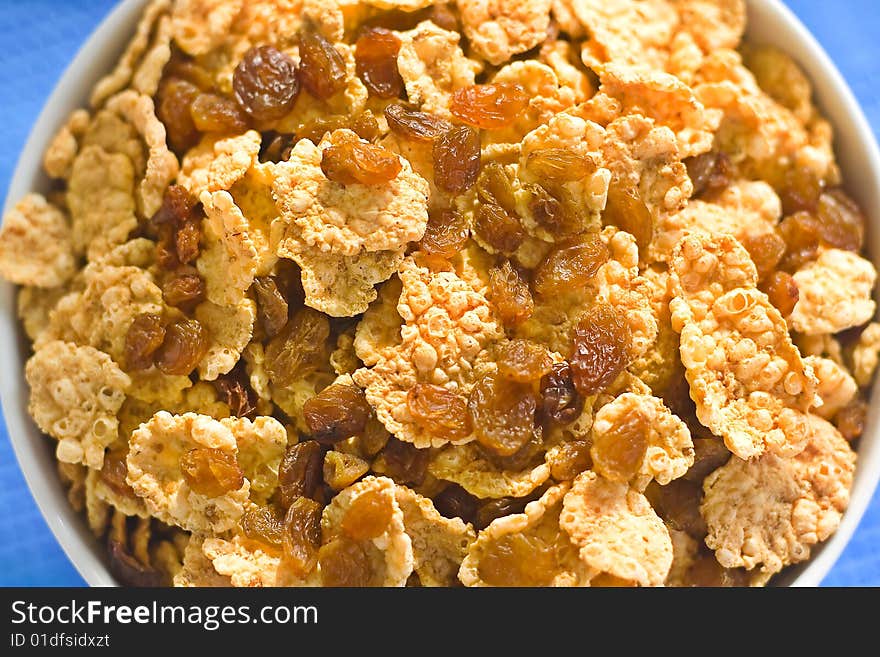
[0,0,878,587]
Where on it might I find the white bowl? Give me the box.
[2,0,879,587]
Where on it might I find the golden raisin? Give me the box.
[323,451,369,491]
[525,183,581,239]
[777,164,823,215]
[406,383,472,440]
[532,232,610,296]
[450,83,529,130]
[539,362,584,427]
[497,339,553,383]
[778,211,823,271]
[189,93,248,133]
[590,412,647,482]
[477,162,517,213]
[488,260,533,326]
[685,151,732,199]
[321,140,402,185]
[161,266,205,312]
[233,45,301,122]
[385,103,452,141]
[603,181,653,253]
[835,397,868,442]
[179,447,244,497]
[252,276,289,338]
[99,449,136,499]
[569,304,632,396]
[474,202,525,254]
[155,318,210,376]
[265,307,330,388]
[319,536,371,586]
[360,417,392,457]
[478,533,558,586]
[374,438,429,486]
[240,505,285,546]
[468,373,538,457]
[303,383,371,444]
[683,437,731,483]
[419,208,469,258]
[815,188,865,252]
[355,27,403,98]
[761,270,799,317]
[296,111,381,145]
[741,231,786,281]
[124,313,166,371]
[156,77,200,154]
[525,148,596,181]
[342,489,394,540]
[548,439,592,481]
[298,28,347,100]
[644,479,707,539]
[279,441,324,507]
[283,496,323,577]
[433,125,481,193]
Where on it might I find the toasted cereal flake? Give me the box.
[195,298,257,381]
[331,330,361,375]
[395,485,476,586]
[665,527,699,587]
[397,20,483,119]
[272,370,336,432]
[591,393,694,490]
[242,342,272,401]
[174,535,232,586]
[96,237,157,269]
[221,416,287,501]
[25,341,130,470]
[352,256,504,448]
[560,470,672,586]
[794,332,845,367]
[460,483,593,587]
[805,356,857,421]
[171,0,244,56]
[742,43,813,124]
[539,40,595,103]
[90,0,172,108]
[40,264,163,363]
[851,323,880,387]
[457,0,552,65]
[627,265,681,396]
[126,411,250,532]
[0,194,75,287]
[67,146,137,259]
[84,472,111,536]
[669,233,819,459]
[178,131,262,198]
[789,249,877,335]
[87,464,149,519]
[127,368,193,407]
[43,109,90,179]
[364,0,435,9]
[202,535,284,587]
[353,276,403,367]
[180,382,233,419]
[702,415,856,576]
[428,443,551,499]
[674,0,745,52]
[321,477,414,586]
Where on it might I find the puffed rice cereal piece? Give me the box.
[850,322,880,387]
[195,298,257,381]
[178,131,261,198]
[43,109,90,180]
[805,356,857,421]
[428,443,551,499]
[0,194,75,288]
[457,0,552,65]
[201,535,287,587]
[170,0,244,56]
[173,535,233,586]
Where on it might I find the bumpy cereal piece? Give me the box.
[674,0,745,53]
[665,527,699,587]
[173,535,232,586]
[171,0,244,56]
[851,323,880,387]
[178,131,261,199]
[43,109,90,180]
[126,412,250,532]
[67,146,137,259]
[0,194,75,287]
[789,249,877,335]
[395,485,476,586]
[25,341,130,470]
[321,477,414,586]
[195,299,257,381]
[397,20,483,119]
[702,416,856,576]
[627,265,681,396]
[201,535,285,587]
[805,357,857,421]
[591,393,694,490]
[560,471,672,586]
[127,369,193,407]
[198,191,259,307]
[742,43,813,124]
[539,40,595,103]
[428,443,551,499]
[460,483,593,587]
[87,465,149,519]
[85,474,111,536]
[353,256,503,448]
[221,416,287,502]
[670,233,819,459]
[457,0,552,65]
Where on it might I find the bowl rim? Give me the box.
[2,0,880,587]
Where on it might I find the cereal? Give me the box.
[195,299,257,381]
[44,110,90,180]
[806,356,857,421]
[0,194,75,288]
[458,0,552,66]
[178,131,261,198]
[851,323,880,387]
[428,443,551,499]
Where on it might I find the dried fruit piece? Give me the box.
[319,536,371,586]
[602,182,653,254]
[385,104,452,141]
[323,451,369,491]
[179,447,244,498]
[157,77,200,153]
[280,496,322,578]
[406,383,472,440]
[591,412,646,483]
[99,449,136,499]
[645,480,707,539]
[240,505,285,547]
[539,362,584,427]
[108,540,165,587]
[278,441,324,508]
[684,151,732,198]
[488,261,533,326]
[450,83,529,129]
[214,367,258,420]
[321,140,402,185]
[525,148,596,182]
[477,162,517,212]
[532,233,610,296]
[233,45,300,122]
[342,488,395,540]
[375,438,429,486]
[162,266,205,311]
[264,308,330,388]
[524,183,581,240]
[303,383,371,444]
[569,304,633,396]
[815,189,865,252]
[433,484,479,524]
[473,202,525,254]
[433,125,481,193]
[761,270,799,317]
[497,339,553,383]
[298,28,347,100]
[355,27,404,99]
[778,211,823,272]
[189,93,248,133]
[125,313,166,371]
[548,439,592,481]
[468,373,538,457]
[419,209,469,258]
[742,231,786,281]
[835,397,868,442]
[252,276,289,339]
[155,318,210,376]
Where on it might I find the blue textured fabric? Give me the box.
[0,0,878,587]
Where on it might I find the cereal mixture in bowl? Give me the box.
[0,0,875,587]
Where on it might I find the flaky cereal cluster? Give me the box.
[0,0,873,587]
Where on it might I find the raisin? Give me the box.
[342,489,394,540]
[298,28,347,100]
[323,451,369,491]
[778,211,822,271]
[360,417,391,457]
[252,276,289,338]
[477,162,517,212]
[835,397,868,442]
[375,438,429,486]
[590,573,635,587]
[283,496,323,576]
[685,552,751,587]
[761,270,799,317]
[548,439,592,481]
[569,304,632,396]
[295,111,380,145]
[685,151,732,198]
[474,203,525,254]
[233,45,300,122]
[478,533,559,586]
[279,441,324,507]
[644,479,707,538]
[428,4,459,30]
[524,148,596,181]
[213,363,258,419]
[497,339,553,383]
[319,536,371,586]
[240,505,285,546]
[99,449,136,499]
[532,232,610,296]
[481,430,544,472]
[304,383,371,444]
[385,103,453,141]
[777,164,823,215]
[189,92,248,133]
[355,27,403,98]
[602,182,653,253]
[488,260,533,326]
[155,318,209,376]
[419,208,469,258]
[433,484,478,523]
[468,373,537,457]
[180,447,244,497]
[741,231,786,281]
[156,77,200,153]
[525,183,580,239]
[161,266,205,311]
[433,125,481,193]
[108,540,166,587]
[815,188,865,251]
[321,140,402,185]
[473,496,530,530]
[260,131,296,162]
[406,383,472,439]
[274,258,306,311]
[450,83,529,130]
[124,313,166,371]
[591,412,647,482]
[175,213,202,265]
[539,362,583,426]
[151,184,197,228]
[265,307,330,388]
[683,437,730,483]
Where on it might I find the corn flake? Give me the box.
[806,356,857,421]
[850,322,880,387]
[195,298,257,381]
[457,0,552,66]
[428,443,551,499]
[0,194,75,288]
